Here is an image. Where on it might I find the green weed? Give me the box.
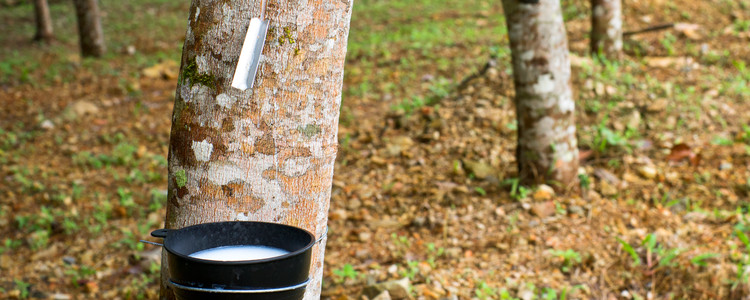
[549,249,582,272]
[332,264,359,283]
[14,279,30,299]
[503,178,531,201]
[426,242,444,268]
[400,260,420,280]
[474,281,498,299]
[690,253,719,267]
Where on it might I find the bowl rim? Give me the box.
[168,277,310,293]
[162,221,316,265]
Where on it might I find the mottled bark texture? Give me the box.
[72,0,105,57]
[501,0,579,189]
[32,0,53,42]
[591,0,623,58]
[161,0,353,299]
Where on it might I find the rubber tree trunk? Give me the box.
[501,0,579,189]
[72,0,105,57]
[590,0,623,58]
[32,0,53,42]
[160,0,353,299]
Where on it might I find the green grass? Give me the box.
[345,0,509,107]
[0,0,187,86]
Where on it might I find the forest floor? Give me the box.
[1,0,750,299]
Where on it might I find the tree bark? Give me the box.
[32,0,53,42]
[590,0,623,58]
[160,0,353,299]
[72,0,105,57]
[501,0,579,189]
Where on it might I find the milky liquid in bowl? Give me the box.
[189,245,290,261]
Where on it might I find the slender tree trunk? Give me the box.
[160,0,353,299]
[32,0,53,42]
[590,0,623,58]
[72,0,105,57]
[501,0,579,189]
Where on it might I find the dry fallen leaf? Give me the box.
[666,143,693,161]
[578,149,594,162]
[141,60,179,79]
[666,143,700,166]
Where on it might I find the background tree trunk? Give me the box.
[161,0,353,299]
[32,0,53,42]
[72,0,105,57]
[591,0,623,58]
[501,0,579,189]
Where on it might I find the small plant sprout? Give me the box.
[474,281,498,299]
[426,243,444,268]
[332,264,359,283]
[549,249,582,272]
[690,253,719,267]
[617,237,641,266]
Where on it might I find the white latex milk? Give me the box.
[189,245,289,261]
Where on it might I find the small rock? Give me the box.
[40,119,55,130]
[68,100,100,118]
[385,145,402,157]
[462,160,497,180]
[141,60,179,79]
[494,207,505,217]
[62,256,76,265]
[371,156,387,166]
[665,171,680,183]
[569,205,584,215]
[646,99,668,112]
[445,247,462,258]
[363,278,411,299]
[355,249,370,258]
[387,264,398,274]
[125,45,136,55]
[626,110,641,129]
[83,281,99,294]
[719,161,733,171]
[530,201,555,218]
[532,184,555,201]
[347,198,362,210]
[518,286,536,300]
[599,180,618,197]
[52,293,72,300]
[636,165,657,179]
[594,168,620,186]
[358,231,372,242]
[412,216,427,227]
[329,209,348,221]
[623,172,640,183]
[372,291,392,300]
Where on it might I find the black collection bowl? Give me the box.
[150,221,315,300]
